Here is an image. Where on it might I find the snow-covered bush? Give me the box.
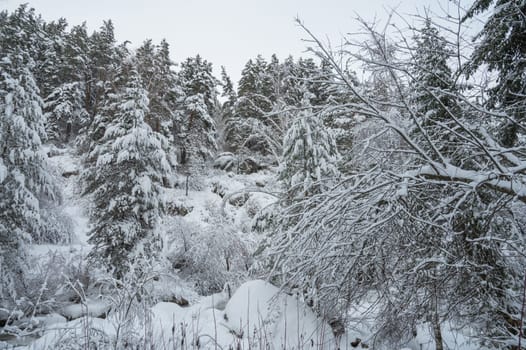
[0,248,90,336]
[213,152,237,171]
[33,318,112,350]
[94,269,159,349]
[166,217,250,295]
[38,206,75,244]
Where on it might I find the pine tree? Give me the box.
[86,20,118,119]
[279,92,340,199]
[37,18,70,99]
[64,22,91,85]
[179,55,218,111]
[410,19,460,163]
[0,53,58,301]
[45,82,89,142]
[0,5,43,66]
[85,69,171,279]
[464,0,526,147]
[236,55,274,118]
[228,56,275,153]
[135,39,181,139]
[178,55,219,168]
[180,94,218,167]
[218,66,237,152]
[220,66,236,108]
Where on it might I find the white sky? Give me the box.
[1,0,451,83]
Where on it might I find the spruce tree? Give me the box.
[465,0,526,147]
[0,53,58,301]
[86,20,118,119]
[218,66,237,152]
[279,92,340,199]
[410,19,460,163]
[85,69,171,279]
[45,82,89,142]
[178,55,219,168]
[228,56,275,153]
[236,55,274,118]
[42,19,91,144]
[179,55,218,111]
[135,39,181,139]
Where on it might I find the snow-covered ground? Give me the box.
[0,147,485,350]
[8,280,484,350]
[17,280,332,349]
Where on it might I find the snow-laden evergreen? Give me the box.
[278,93,339,198]
[84,69,171,279]
[465,0,526,147]
[0,53,59,304]
[177,55,219,169]
[45,82,89,143]
[0,4,525,350]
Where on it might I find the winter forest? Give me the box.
[0,1,525,349]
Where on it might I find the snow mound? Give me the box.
[223,280,335,349]
[151,280,336,349]
[60,298,111,320]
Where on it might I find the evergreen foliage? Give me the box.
[135,39,181,138]
[0,52,58,302]
[410,19,460,162]
[465,0,526,147]
[45,82,89,143]
[85,69,171,279]
[0,5,524,349]
[177,55,219,168]
[278,93,340,198]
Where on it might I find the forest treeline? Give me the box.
[0,2,525,349]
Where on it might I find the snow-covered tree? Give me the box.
[217,66,237,152]
[179,55,218,111]
[0,53,59,302]
[45,82,89,142]
[410,19,461,163]
[180,94,217,166]
[226,56,274,153]
[85,69,171,279]
[42,20,92,144]
[266,17,526,350]
[278,93,340,199]
[85,20,119,119]
[464,0,526,147]
[177,55,219,169]
[135,39,181,138]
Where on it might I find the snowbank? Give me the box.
[151,280,336,349]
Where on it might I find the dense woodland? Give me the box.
[0,1,525,349]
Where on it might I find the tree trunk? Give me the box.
[432,316,443,350]
[433,295,443,350]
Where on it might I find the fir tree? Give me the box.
[218,66,237,152]
[180,94,218,167]
[135,39,181,138]
[410,19,460,163]
[0,5,43,64]
[465,0,526,147]
[236,55,274,119]
[178,55,219,168]
[279,92,340,199]
[0,53,58,301]
[228,56,275,153]
[86,20,118,119]
[85,69,171,279]
[179,55,218,111]
[45,82,89,143]
[220,66,236,108]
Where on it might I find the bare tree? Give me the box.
[267,8,526,350]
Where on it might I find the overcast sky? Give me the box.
[2,0,449,83]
